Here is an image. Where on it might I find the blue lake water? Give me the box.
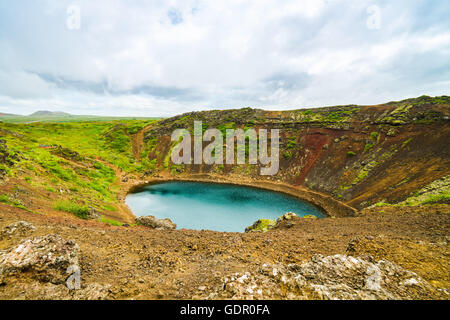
[125,181,325,232]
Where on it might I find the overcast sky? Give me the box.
[0,0,449,117]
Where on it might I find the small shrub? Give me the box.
[347,151,356,157]
[364,143,374,152]
[370,132,379,140]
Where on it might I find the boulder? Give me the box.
[245,212,299,233]
[0,234,79,285]
[0,221,35,240]
[136,215,176,230]
[276,212,298,224]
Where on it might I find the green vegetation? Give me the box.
[347,151,356,157]
[283,151,293,159]
[364,143,374,152]
[54,200,90,219]
[286,136,297,149]
[422,192,450,204]
[217,122,236,136]
[246,219,276,232]
[370,132,379,140]
[0,119,158,221]
[0,193,31,211]
[295,106,360,123]
[100,216,123,226]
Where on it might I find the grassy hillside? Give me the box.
[0,119,157,223]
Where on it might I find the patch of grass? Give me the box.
[283,151,293,159]
[347,151,356,157]
[286,136,297,149]
[0,194,9,203]
[102,204,117,212]
[370,132,379,140]
[100,216,123,226]
[422,192,450,205]
[0,193,30,211]
[364,143,374,152]
[54,200,90,219]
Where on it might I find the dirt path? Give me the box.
[131,124,154,160]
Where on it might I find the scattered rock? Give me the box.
[276,212,298,224]
[87,207,101,220]
[136,215,177,230]
[213,254,438,300]
[0,221,35,240]
[0,234,79,285]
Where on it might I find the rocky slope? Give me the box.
[0,204,448,300]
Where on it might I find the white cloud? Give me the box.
[0,0,448,116]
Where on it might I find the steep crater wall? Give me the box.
[137,96,450,210]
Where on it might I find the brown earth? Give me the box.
[0,202,448,300]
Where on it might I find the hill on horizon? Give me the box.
[29,110,72,117]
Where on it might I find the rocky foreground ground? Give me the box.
[0,203,448,300]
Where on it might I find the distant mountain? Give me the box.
[29,111,72,117]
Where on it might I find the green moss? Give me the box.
[347,151,356,157]
[247,219,276,232]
